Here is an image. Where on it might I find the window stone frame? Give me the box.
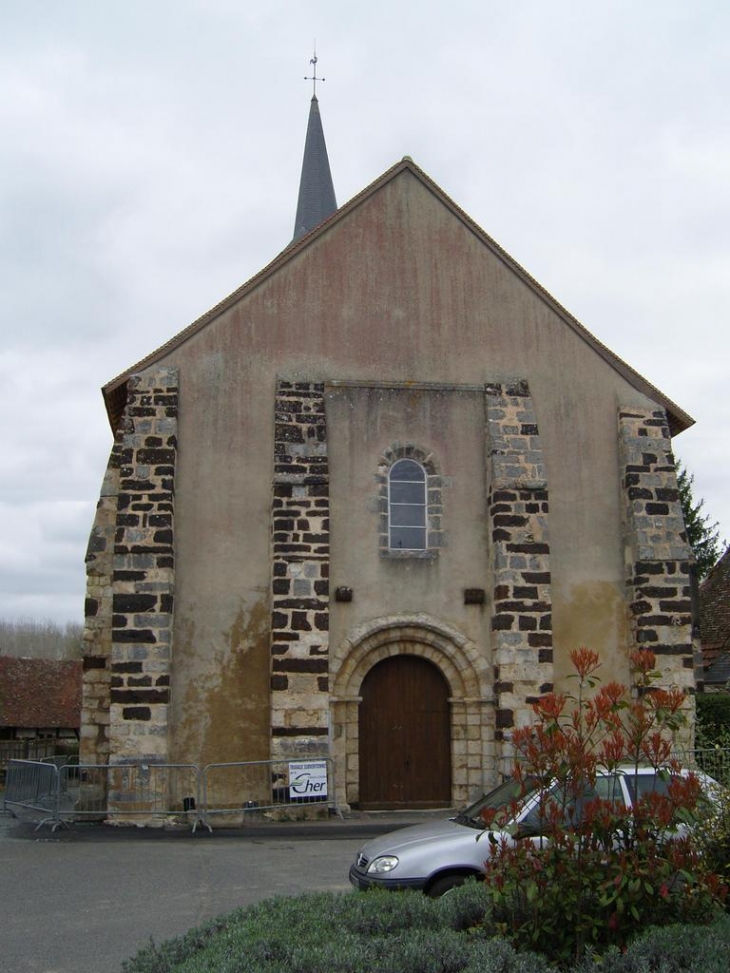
[377,443,445,558]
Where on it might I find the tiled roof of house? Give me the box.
[701,547,730,683]
[0,657,82,729]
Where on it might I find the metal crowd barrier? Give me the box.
[3,756,340,830]
[3,760,61,829]
[58,762,203,826]
[675,747,730,788]
[200,757,340,828]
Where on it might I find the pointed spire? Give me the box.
[292,53,337,242]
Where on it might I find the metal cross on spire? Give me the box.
[304,46,325,97]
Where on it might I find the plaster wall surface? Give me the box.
[150,170,664,762]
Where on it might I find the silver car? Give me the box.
[349,766,716,897]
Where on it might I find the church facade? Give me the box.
[81,96,697,811]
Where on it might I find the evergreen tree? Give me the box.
[676,460,724,580]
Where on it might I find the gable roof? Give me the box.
[0,658,82,730]
[101,157,694,436]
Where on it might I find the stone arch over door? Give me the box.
[330,615,493,809]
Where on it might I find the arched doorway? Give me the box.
[358,654,451,808]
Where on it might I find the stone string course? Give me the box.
[485,381,554,770]
[270,381,331,759]
[619,408,695,697]
[82,367,178,766]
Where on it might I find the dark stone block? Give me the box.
[506,542,550,555]
[494,515,528,528]
[272,658,328,673]
[642,585,678,599]
[148,514,172,528]
[85,597,99,617]
[271,674,289,691]
[122,707,151,721]
[634,561,665,575]
[496,709,514,729]
[522,572,551,585]
[631,600,652,615]
[528,632,552,647]
[492,614,514,631]
[628,487,653,501]
[314,612,329,631]
[659,600,691,614]
[271,726,328,737]
[645,503,669,516]
[538,649,554,664]
[116,514,140,527]
[513,586,538,599]
[292,612,312,632]
[86,535,108,555]
[128,676,153,687]
[113,628,157,643]
[83,656,107,671]
[111,661,144,673]
[113,594,157,614]
[112,571,147,583]
[110,688,170,704]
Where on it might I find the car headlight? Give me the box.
[367,856,399,874]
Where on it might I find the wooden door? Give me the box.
[358,654,451,808]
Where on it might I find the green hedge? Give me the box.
[123,884,730,973]
[695,693,730,732]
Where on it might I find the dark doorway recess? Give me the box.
[358,653,451,809]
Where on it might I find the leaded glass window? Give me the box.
[389,459,426,550]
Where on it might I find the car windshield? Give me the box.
[454,777,540,830]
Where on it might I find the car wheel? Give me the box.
[426,873,472,897]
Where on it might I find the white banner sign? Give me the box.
[288,760,328,800]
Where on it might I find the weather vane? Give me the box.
[304,45,325,96]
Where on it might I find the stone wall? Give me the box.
[81,367,178,768]
[486,381,553,773]
[80,432,124,764]
[619,407,695,698]
[270,381,330,759]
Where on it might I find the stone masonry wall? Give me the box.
[270,381,330,759]
[619,407,695,697]
[81,367,178,770]
[486,381,553,773]
[81,433,124,764]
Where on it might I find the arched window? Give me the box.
[389,459,426,550]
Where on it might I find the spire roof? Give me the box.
[292,95,337,242]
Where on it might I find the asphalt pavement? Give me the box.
[0,804,446,973]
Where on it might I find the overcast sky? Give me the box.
[1,1,728,625]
